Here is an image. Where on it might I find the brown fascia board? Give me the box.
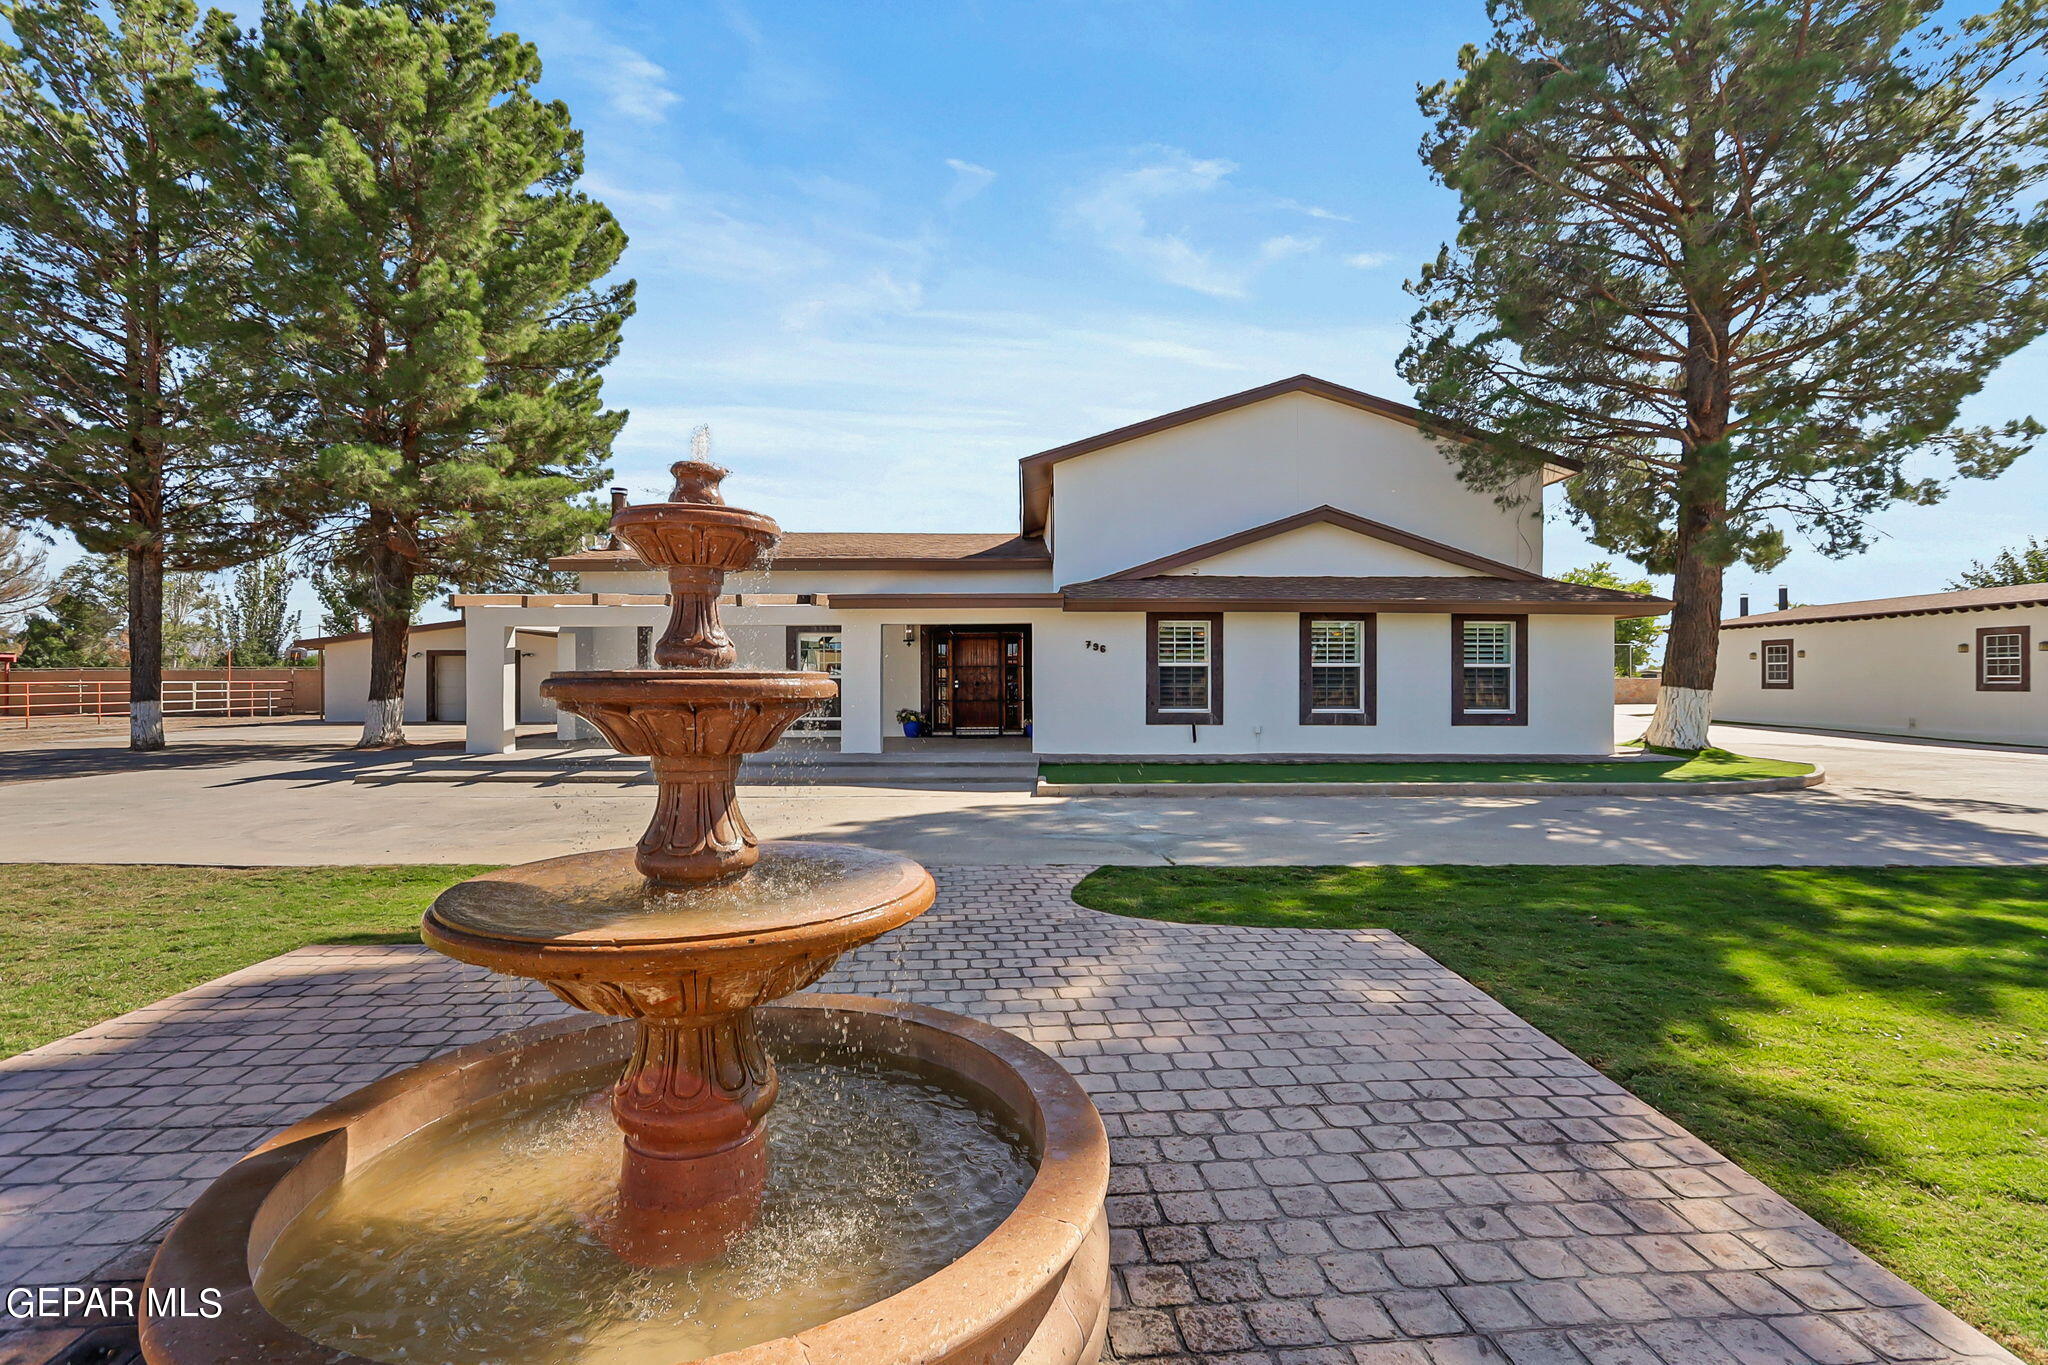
[548,551,1050,573]
[820,593,1067,610]
[1060,595,1672,617]
[1097,505,1545,583]
[1015,374,1580,535]
[293,619,465,648]
[1723,594,2048,629]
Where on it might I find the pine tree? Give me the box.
[1402,0,2048,749]
[1950,535,2048,589]
[0,0,279,749]
[0,521,52,634]
[211,552,298,666]
[217,0,630,747]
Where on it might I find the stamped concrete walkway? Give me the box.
[0,870,2018,1364]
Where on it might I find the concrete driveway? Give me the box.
[0,711,2042,867]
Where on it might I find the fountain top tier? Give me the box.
[540,458,836,885]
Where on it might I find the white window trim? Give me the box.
[1154,619,1213,714]
[1308,620,1367,714]
[1460,620,1516,715]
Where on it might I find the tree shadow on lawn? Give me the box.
[1073,864,2048,1304]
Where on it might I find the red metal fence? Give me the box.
[0,677,297,724]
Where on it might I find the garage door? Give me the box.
[428,652,466,723]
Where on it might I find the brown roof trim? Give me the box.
[1017,374,1580,535]
[1063,595,1665,616]
[823,593,1067,611]
[552,533,1047,574]
[1098,505,1544,583]
[292,619,562,649]
[294,619,464,648]
[1724,582,2048,629]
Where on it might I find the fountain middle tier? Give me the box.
[541,670,838,883]
[424,842,936,1262]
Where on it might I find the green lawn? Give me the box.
[1040,746,1811,785]
[0,863,487,1059]
[1073,865,2048,1363]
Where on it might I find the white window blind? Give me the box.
[1460,620,1514,713]
[1155,620,1212,712]
[1308,619,1365,712]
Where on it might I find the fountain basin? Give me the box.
[138,996,1110,1365]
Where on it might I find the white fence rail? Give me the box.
[0,679,292,724]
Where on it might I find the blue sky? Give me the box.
[497,0,2046,612]
[43,0,2048,624]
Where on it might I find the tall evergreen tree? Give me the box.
[217,0,630,747]
[1950,535,2048,589]
[1401,0,2048,748]
[211,552,297,665]
[0,0,276,749]
[0,520,52,634]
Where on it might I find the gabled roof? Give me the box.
[1061,575,1672,616]
[552,532,1048,573]
[1094,505,1543,583]
[1016,374,1581,536]
[1723,581,2048,628]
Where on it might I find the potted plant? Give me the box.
[896,708,926,738]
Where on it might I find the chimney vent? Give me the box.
[1738,593,1750,616]
[606,487,629,550]
[1776,586,1790,612]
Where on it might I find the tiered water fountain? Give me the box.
[139,459,1109,1365]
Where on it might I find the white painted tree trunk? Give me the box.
[1643,685,1713,751]
[359,695,405,748]
[130,700,165,751]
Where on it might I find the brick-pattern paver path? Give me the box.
[0,867,2019,1364]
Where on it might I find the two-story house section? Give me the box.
[451,375,1671,756]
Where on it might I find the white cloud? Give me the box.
[1260,234,1319,262]
[719,0,832,112]
[1067,152,1254,297]
[943,159,997,208]
[522,12,678,124]
[1065,150,1332,299]
[1344,251,1393,269]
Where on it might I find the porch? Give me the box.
[448,597,1045,756]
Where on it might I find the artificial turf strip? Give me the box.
[0,863,489,1059]
[1071,864,2048,1363]
[1039,746,1811,785]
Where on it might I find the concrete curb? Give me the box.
[1033,766,1825,799]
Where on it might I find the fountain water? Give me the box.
[138,460,1109,1365]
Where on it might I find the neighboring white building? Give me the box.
[1717,583,2047,745]
[451,375,1671,756]
[299,619,558,727]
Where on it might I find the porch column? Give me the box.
[838,621,884,754]
[555,627,597,743]
[463,611,518,754]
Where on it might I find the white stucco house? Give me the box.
[1717,582,2047,745]
[298,619,559,727]
[450,375,1671,757]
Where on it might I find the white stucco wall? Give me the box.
[1715,607,2047,744]
[1042,391,1545,585]
[319,625,555,725]
[1165,522,1486,577]
[1028,611,1616,757]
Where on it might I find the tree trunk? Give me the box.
[1644,507,1723,750]
[127,545,166,751]
[358,545,413,748]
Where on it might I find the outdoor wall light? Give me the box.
[901,627,915,646]
[1959,643,1971,653]
[1747,651,1758,659]
[1796,650,1806,658]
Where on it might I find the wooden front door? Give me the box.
[925,626,1028,734]
[950,632,1005,731]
